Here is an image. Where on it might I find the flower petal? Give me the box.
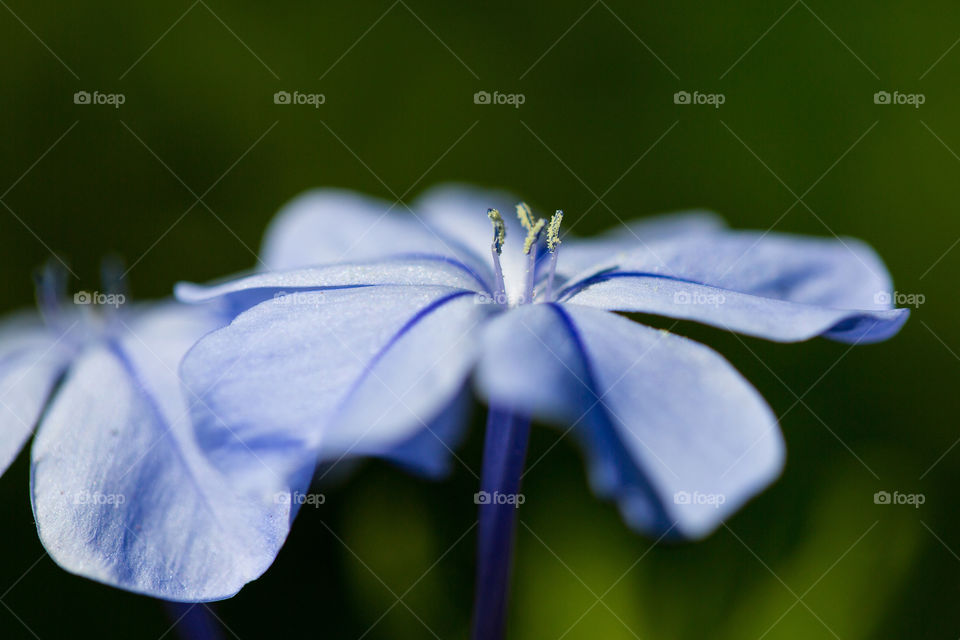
[176,257,489,313]
[0,313,74,476]
[262,189,449,268]
[558,211,725,276]
[474,303,784,539]
[376,386,472,479]
[31,303,293,601]
[563,231,907,343]
[180,286,487,493]
[568,276,907,343]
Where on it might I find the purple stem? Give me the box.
[163,602,224,640]
[471,406,532,640]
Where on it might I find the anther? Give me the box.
[515,202,537,232]
[487,208,506,255]
[487,208,507,302]
[546,210,563,252]
[522,218,545,256]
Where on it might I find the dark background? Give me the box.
[1,1,957,638]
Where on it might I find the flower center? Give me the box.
[487,203,563,306]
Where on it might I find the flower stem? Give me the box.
[163,602,223,640]
[471,406,531,640]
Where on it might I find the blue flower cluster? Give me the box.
[0,184,907,608]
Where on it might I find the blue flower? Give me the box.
[176,184,907,633]
[179,184,907,539]
[0,270,296,601]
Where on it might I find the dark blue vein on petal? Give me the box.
[331,289,478,422]
[557,270,704,302]
[546,303,675,536]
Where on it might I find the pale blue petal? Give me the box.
[374,387,472,479]
[262,189,450,269]
[175,257,489,314]
[31,303,293,601]
[558,211,726,275]
[474,303,784,539]
[0,313,75,476]
[568,276,907,343]
[563,231,907,343]
[181,286,488,493]
[565,231,894,308]
[260,188,494,286]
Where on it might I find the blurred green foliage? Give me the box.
[0,1,957,638]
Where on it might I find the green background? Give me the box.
[1,1,957,638]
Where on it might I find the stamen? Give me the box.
[100,255,128,322]
[522,221,544,304]
[515,202,537,232]
[515,202,547,304]
[522,218,545,256]
[487,208,507,302]
[544,210,563,300]
[34,261,66,324]
[546,210,563,252]
[487,208,506,255]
